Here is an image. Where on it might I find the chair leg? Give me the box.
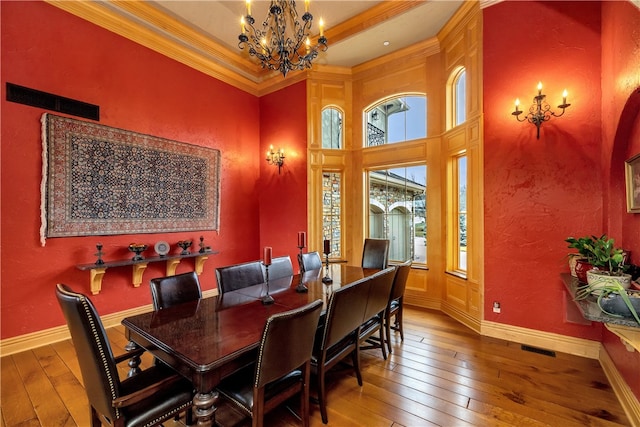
[378,318,387,360]
[352,345,363,387]
[317,366,329,424]
[301,363,310,427]
[397,303,404,341]
[185,406,194,425]
[385,310,393,355]
[90,407,101,427]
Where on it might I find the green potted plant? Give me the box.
[565,235,598,282]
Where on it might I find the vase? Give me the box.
[567,253,582,277]
[574,258,593,283]
[585,270,632,294]
[599,290,640,319]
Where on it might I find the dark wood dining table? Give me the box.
[121,264,380,427]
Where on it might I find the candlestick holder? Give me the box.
[262,264,275,305]
[94,243,104,265]
[322,253,333,284]
[296,245,308,293]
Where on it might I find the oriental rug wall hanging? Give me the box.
[40,113,220,246]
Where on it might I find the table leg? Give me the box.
[193,390,218,427]
[124,340,142,377]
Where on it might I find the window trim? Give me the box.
[446,152,467,277]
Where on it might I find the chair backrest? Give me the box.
[150,271,202,310]
[266,255,294,281]
[55,284,121,422]
[361,238,390,269]
[362,267,396,322]
[216,261,265,294]
[390,260,412,302]
[298,251,323,273]
[321,277,371,350]
[255,299,323,388]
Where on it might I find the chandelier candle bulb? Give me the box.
[562,89,568,105]
[246,0,251,16]
[241,17,245,34]
[263,246,272,266]
[305,0,309,13]
[319,18,324,37]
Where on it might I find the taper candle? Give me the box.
[298,231,306,248]
[323,239,330,255]
[263,246,272,266]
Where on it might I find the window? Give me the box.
[322,171,342,257]
[367,166,426,264]
[449,67,467,128]
[321,107,342,149]
[365,96,426,146]
[453,155,467,273]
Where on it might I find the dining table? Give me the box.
[121,263,380,427]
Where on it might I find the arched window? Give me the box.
[365,95,426,146]
[321,107,343,149]
[448,67,467,128]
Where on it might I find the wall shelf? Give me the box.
[77,250,218,295]
[561,273,640,352]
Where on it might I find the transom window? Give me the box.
[454,68,466,126]
[365,95,426,147]
[321,107,343,149]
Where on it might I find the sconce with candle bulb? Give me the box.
[266,144,285,174]
[512,82,571,139]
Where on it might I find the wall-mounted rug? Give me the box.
[40,113,221,245]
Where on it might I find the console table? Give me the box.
[561,273,640,352]
[77,250,218,295]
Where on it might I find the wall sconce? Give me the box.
[512,82,571,139]
[266,144,285,174]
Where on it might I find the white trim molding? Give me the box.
[482,319,601,359]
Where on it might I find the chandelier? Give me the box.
[239,0,328,77]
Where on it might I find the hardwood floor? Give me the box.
[1,307,631,427]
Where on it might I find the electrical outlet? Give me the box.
[493,301,501,313]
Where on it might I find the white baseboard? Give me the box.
[481,319,601,359]
[600,347,640,427]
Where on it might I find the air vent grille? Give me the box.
[6,83,99,121]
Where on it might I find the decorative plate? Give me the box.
[154,241,170,256]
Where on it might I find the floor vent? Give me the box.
[6,83,99,121]
[521,344,556,357]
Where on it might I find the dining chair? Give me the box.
[311,277,371,424]
[216,299,323,427]
[297,251,323,273]
[216,260,265,294]
[359,267,396,360]
[150,271,202,310]
[385,260,412,353]
[266,255,294,280]
[361,238,390,269]
[55,284,194,427]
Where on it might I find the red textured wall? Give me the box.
[483,1,603,340]
[0,1,264,338]
[258,82,308,270]
[600,0,640,399]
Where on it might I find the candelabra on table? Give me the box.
[262,263,275,305]
[296,244,308,293]
[322,240,333,284]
